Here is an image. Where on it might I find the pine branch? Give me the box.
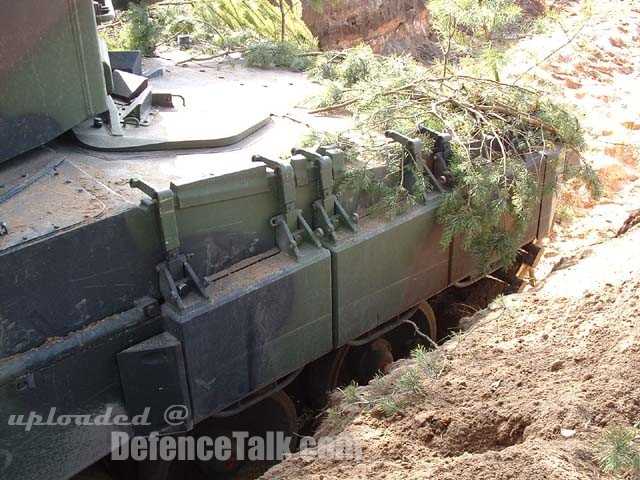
[175,48,247,65]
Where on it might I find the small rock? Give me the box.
[622,121,640,130]
[561,428,576,438]
[582,373,593,381]
[417,427,434,442]
[414,412,431,426]
[565,78,582,89]
[550,360,564,372]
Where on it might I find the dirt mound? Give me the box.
[300,0,545,58]
[301,0,435,57]
[263,226,640,479]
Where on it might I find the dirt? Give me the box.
[300,0,545,59]
[301,0,436,58]
[505,0,640,283]
[260,1,640,479]
[262,228,640,479]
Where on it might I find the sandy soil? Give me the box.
[507,0,640,284]
[264,228,640,480]
[261,1,640,479]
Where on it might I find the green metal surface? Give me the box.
[327,198,450,346]
[72,111,272,152]
[164,242,333,419]
[0,0,108,162]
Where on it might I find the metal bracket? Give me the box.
[130,178,180,254]
[291,148,334,209]
[385,130,445,193]
[291,147,357,244]
[157,253,209,310]
[105,95,124,136]
[94,0,115,24]
[252,155,322,261]
[251,155,298,231]
[130,178,208,309]
[418,124,453,188]
[317,145,346,175]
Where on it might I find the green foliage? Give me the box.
[347,369,424,418]
[378,396,402,417]
[447,329,467,343]
[489,293,506,310]
[335,147,428,219]
[430,0,523,42]
[122,4,161,54]
[368,371,393,398]
[336,46,379,86]
[411,345,445,378]
[371,185,418,218]
[104,4,161,54]
[336,167,379,195]
[300,129,343,149]
[194,0,316,48]
[398,368,422,394]
[572,163,602,200]
[437,153,538,271]
[315,82,346,108]
[354,376,401,416]
[342,381,360,405]
[429,0,525,80]
[213,30,262,51]
[308,45,597,271]
[599,425,640,476]
[102,0,317,64]
[325,407,345,428]
[244,40,313,70]
[101,3,194,55]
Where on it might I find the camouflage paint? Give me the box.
[0,0,108,162]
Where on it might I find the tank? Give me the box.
[0,1,557,479]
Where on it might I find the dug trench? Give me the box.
[87,266,511,480]
[213,273,517,480]
[261,223,640,480]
